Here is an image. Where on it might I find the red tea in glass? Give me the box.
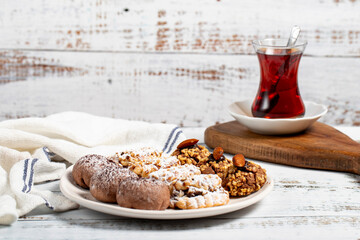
[252,39,307,118]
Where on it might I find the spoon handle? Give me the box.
[287,26,301,47]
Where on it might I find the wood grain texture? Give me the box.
[1,217,359,240]
[205,121,360,174]
[0,50,359,126]
[0,0,359,127]
[1,0,360,56]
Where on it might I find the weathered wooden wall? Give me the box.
[0,0,359,126]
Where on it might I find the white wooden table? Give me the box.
[1,0,360,127]
[1,126,359,240]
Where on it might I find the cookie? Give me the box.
[72,154,117,188]
[112,147,180,177]
[150,164,229,209]
[171,188,229,209]
[116,178,170,210]
[90,166,138,203]
[172,144,210,166]
[149,164,201,191]
[226,161,267,197]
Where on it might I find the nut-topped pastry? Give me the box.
[149,164,229,209]
[226,155,267,197]
[111,147,180,177]
[171,139,267,197]
[172,187,229,209]
[172,141,210,166]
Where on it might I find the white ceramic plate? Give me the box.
[228,99,327,135]
[60,165,273,220]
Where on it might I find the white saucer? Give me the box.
[60,165,273,219]
[228,99,327,135]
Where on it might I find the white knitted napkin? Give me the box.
[0,112,186,225]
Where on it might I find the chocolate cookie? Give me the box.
[116,178,170,210]
[72,154,116,188]
[90,166,138,203]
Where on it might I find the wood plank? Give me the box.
[0,50,359,126]
[2,216,359,240]
[0,0,359,56]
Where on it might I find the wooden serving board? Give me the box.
[204,121,360,175]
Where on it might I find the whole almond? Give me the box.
[213,147,224,160]
[233,154,246,167]
[177,139,199,149]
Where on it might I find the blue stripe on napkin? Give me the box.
[162,126,179,152]
[21,159,29,193]
[166,129,183,154]
[43,198,54,210]
[26,158,39,193]
[42,147,52,161]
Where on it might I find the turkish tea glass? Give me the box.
[252,38,307,118]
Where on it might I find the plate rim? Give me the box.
[60,165,274,220]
